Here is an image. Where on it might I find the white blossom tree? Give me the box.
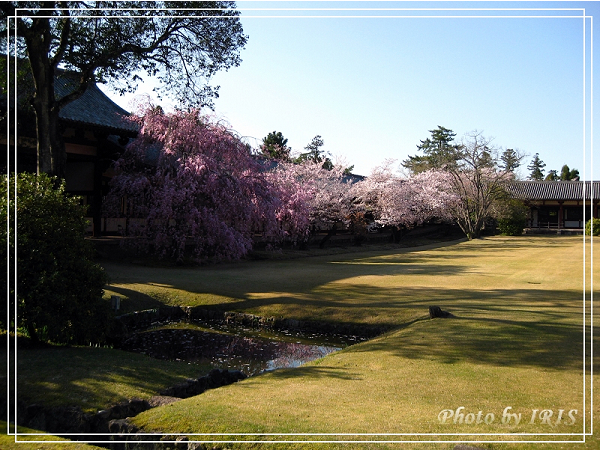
[352,160,459,241]
[444,131,520,239]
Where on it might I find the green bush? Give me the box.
[497,199,528,236]
[0,173,110,344]
[498,217,527,236]
[585,218,600,236]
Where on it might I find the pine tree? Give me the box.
[261,131,291,161]
[402,126,462,173]
[560,164,580,181]
[527,153,546,180]
[500,149,521,173]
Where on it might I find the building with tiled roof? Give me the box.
[506,180,599,230]
[55,70,139,135]
[1,68,139,236]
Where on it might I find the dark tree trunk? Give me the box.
[25,321,39,345]
[319,223,337,249]
[32,96,65,179]
[25,14,67,179]
[390,226,404,243]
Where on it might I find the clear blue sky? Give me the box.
[102,1,599,180]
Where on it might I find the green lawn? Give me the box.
[104,235,597,449]
[7,235,598,449]
[10,346,212,414]
[0,421,104,450]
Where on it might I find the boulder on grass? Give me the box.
[429,306,452,319]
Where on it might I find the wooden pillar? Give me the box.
[92,133,109,238]
[558,202,564,229]
[92,159,103,237]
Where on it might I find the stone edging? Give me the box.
[112,305,392,344]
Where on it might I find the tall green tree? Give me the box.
[527,153,546,180]
[500,148,521,173]
[560,164,580,180]
[0,2,247,178]
[402,125,462,173]
[295,135,333,170]
[261,131,291,161]
[545,170,559,181]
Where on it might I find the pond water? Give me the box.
[120,322,345,376]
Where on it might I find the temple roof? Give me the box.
[55,71,138,135]
[507,180,600,201]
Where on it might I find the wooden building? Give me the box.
[507,180,600,230]
[1,70,139,236]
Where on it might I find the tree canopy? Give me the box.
[261,131,291,161]
[527,153,546,180]
[500,148,521,173]
[295,135,333,170]
[105,106,282,262]
[401,126,462,173]
[0,1,247,177]
[560,164,580,181]
[352,161,457,235]
[403,128,523,239]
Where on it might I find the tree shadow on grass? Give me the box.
[106,285,165,313]
[98,237,591,372]
[216,282,584,327]
[354,313,587,372]
[255,365,361,381]
[14,346,207,413]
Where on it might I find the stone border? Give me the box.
[112,305,392,345]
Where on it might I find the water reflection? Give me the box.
[121,326,341,376]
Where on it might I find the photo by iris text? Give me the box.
[438,406,578,427]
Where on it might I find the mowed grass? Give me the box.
[6,345,212,414]
[101,235,598,449]
[0,421,104,450]
[104,236,588,328]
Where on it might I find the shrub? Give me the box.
[498,216,527,236]
[1,173,110,344]
[497,199,528,236]
[585,218,600,236]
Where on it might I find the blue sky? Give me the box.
[102,1,598,180]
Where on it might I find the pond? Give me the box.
[120,322,348,376]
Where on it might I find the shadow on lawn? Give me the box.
[106,285,166,314]
[100,237,589,372]
[222,283,587,371]
[263,365,361,381]
[354,309,587,371]
[14,346,207,412]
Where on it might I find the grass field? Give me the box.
[10,346,212,413]
[101,235,598,449]
[8,235,599,449]
[0,421,104,450]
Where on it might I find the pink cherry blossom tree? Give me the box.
[263,160,313,246]
[105,107,282,262]
[266,159,358,248]
[352,161,459,241]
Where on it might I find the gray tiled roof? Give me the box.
[56,71,138,134]
[507,181,600,201]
